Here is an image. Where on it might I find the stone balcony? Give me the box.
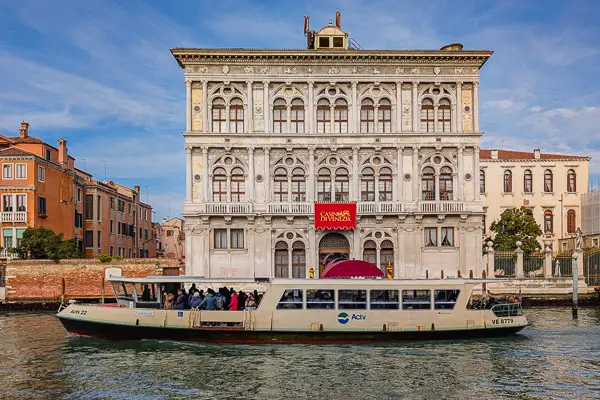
[1,211,27,223]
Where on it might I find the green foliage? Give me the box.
[97,253,112,263]
[489,207,543,255]
[112,255,123,261]
[16,227,62,259]
[58,239,82,259]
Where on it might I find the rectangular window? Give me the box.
[292,249,306,278]
[77,188,82,203]
[15,164,26,179]
[338,289,367,310]
[97,230,101,248]
[118,199,125,213]
[434,289,460,310]
[110,220,114,234]
[370,290,400,310]
[402,290,431,310]
[2,228,13,249]
[85,230,94,248]
[214,229,227,249]
[128,203,132,215]
[15,194,25,212]
[317,179,331,202]
[230,229,244,249]
[110,197,115,210]
[38,196,46,215]
[109,246,114,256]
[2,164,13,179]
[2,195,13,212]
[15,228,25,247]
[85,194,93,220]
[424,227,437,247]
[45,149,51,161]
[167,230,174,237]
[144,229,148,241]
[276,289,303,310]
[441,227,454,247]
[274,249,289,278]
[306,289,335,309]
[38,166,45,182]
[96,195,101,221]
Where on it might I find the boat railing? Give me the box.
[491,302,523,317]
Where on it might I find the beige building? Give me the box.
[172,14,491,280]
[155,217,185,260]
[581,189,600,249]
[480,149,589,251]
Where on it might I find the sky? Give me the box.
[1,0,599,220]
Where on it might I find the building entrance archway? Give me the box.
[318,232,350,275]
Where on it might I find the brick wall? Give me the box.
[5,258,182,301]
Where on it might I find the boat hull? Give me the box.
[57,315,526,344]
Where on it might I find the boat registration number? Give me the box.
[491,318,513,324]
[70,309,88,316]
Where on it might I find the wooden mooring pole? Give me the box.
[572,249,579,318]
[101,277,105,305]
[61,277,65,304]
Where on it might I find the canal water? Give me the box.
[0,308,599,400]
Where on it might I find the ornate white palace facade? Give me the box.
[172,17,492,280]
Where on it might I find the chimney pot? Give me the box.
[534,148,541,159]
[19,121,29,138]
[490,149,499,160]
[58,138,69,168]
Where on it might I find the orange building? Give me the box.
[0,122,156,258]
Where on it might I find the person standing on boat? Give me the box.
[229,291,239,311]
[190,292,202,309]
[200,288,217,310]
[164,291,175,309]
[238,290,246,311]
[174,289,188,309]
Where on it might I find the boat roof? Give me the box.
[108,275,508,286]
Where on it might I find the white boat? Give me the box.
[56,276,528,343]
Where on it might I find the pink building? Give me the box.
[155,217,185,261]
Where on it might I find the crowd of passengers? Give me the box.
[467,295,522,310]
[162,285,263,311]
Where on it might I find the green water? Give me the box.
[0,308,599,399]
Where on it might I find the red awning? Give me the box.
[320,260,384,278]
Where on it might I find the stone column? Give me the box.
[202,147,209,202]
[352,147,359,201]
[353,230,361,261]
[544,241,553,278]
[185,79,192,132]
[486,241,495,278]
[247,147,254,201]
[308,229,317,278]
[577,248,584,279]
[412,146,419,200]
[308,147,315,201]
[457,146,464,201]
[263,81,270,134]
[185,146,192,202]
[412,82,419,132]
[246,81,253,132]
[184,225,193,274]
[307,81,314,134]
[515,241,524,279]
[473,80,480,132]
[351,81,358,133]
[456,81,463,133]
[396,81,402,133]
[264,147,270,202]
[202,80,208,133]
[474,146,481,201]
[396,147,403,201]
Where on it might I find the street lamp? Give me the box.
[572,249,579,316]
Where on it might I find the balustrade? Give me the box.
[0,212,27,223]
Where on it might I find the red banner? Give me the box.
[314,203,357,230]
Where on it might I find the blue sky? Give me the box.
[1,0,599,220]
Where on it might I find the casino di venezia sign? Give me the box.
[314,203,357,230]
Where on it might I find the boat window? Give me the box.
[112,282,134,300]
[402,290,431,310]
[306,289,335,309]
[434,289,460,310]
[491,303,523,317]
[134,283,158,302]
[276,289,303,310]
[338,289,367,310]
[369,290,400,310]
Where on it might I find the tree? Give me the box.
[488,207,542,255]
[17,227,61,259]
[57,239,82,259]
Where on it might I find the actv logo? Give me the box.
[337,312,367,324]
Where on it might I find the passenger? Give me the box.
[190,283,197,294]
[163,291,174,309]
[253,290,262,306]
[188,288,196,308]
[238,290,246,311]
[190,292,202,309]
[200,288,217,310]
[246,294,257,310]
[141,285,151,302]
[229,291,239,311]
[174,289,188,309]
[222,287,230,311]
[198,289,205,302]
[215,290,226,310]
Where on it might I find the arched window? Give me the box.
[273,98,287,133]
[480,170,486,194]
[291,168,306,202]
[503,170,513,193]
[380,240,394,273]
[567,209,576,234]
[317,168,332,202]
[316,99,330,134]
[334,168,349,201]
[363,240,377,266]
[230,167,245,202]
[378,99,392,133]
[379,167,393,201]
[422,166,435,200]
[291,241,306,278]
[544,209,553,233]
[290,99,305,134]
[567,169,577,192]
[544,169,553,192]
[334,99,348,133]
[524,169,533,193]
[212,167,226,202]
[360,99,374,133]
[439,166,453,200]
[274,241,289,278]
[420,98,434,132]
[437,98,451,132]
[229,98,244,133]
[274,168,288,202]
[211,98,226,133]
[360,167,375,202]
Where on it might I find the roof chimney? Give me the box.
[490,149,499,160]
[58,138,68,168]
[19,121,29,138]
[335,10,341,28]
[534,148,541,159]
